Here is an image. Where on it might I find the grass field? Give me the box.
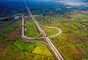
[0,18,54,60]
[25,19,40,37]
[0,11,88,60]
[45,28,59,36]
[36,12,88,60]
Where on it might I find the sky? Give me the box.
[30,0,88,2]
[29,0,87,1]
[0,0,88,6]
[0,0,88,2]
[55,0,88,2]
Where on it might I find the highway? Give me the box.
[21,14,49,46]
[24,1,64,60]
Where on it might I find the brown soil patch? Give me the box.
[71,52,85,60]
[0,44,11,56]
[7,27,21,40]
[0,56,13,60]
[0,21,4,25]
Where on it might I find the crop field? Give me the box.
[35,12,88,60]
[0,0,88,60]
[0,18,54,60]
[25,18,40,37]
[0,12,88,60]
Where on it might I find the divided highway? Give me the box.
[23,1,64,60]
[22,14,50,46]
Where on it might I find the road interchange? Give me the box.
[21,1,64,60]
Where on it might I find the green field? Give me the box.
[36,12,88,60]
[0,18,54,60]
[25,19,40,37]
[45,28,59,36]
[0,11,88,60]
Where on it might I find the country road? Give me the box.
[23,1,64,60]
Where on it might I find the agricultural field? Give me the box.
[35,11,88,60]
[25,18,40,37]
[0,0,88,60]
[0,17,54,60]
[0,12,88,60]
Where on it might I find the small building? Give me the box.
[14,16,20,20]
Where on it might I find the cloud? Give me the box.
[54,0,88,6]
[65,2,88,6]
[55,0,88,2]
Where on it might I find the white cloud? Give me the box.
[65,2,88,6]
[54,0,88,6]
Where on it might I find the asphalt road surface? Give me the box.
[23,1,64,60]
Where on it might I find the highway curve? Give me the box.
[22,1,64,60]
